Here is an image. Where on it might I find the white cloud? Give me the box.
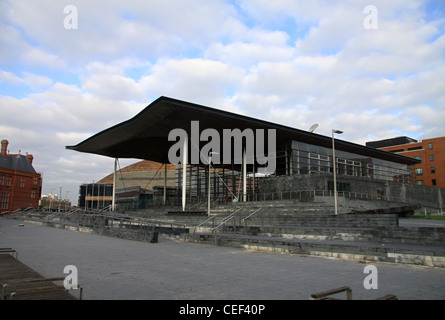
[205,41,295,67]
[21,47,66,69]
[21,72,53,89]
[82,74,146,102]
[0,70,21,84]
[0,70,53,89]
[140,58,244,106]
[0,0,444,203]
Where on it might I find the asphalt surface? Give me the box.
[1,217,445,301]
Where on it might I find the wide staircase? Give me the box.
[6,198,445,268]
[115,198,445,268]
[173,200,445,267]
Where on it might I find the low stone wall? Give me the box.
[232,225,445,247]
[245,213,399,228]
[97,226,159,242]
[185,233,445,268]
[258,174,445,210]
[22,218,188,243]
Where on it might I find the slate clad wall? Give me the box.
[258,174,445,210]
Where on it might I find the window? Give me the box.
[328,181,351,192]
[432,179,437,186]
[0,175,3,185]
[431,167,436,174]
[0,192,9,209]
[429,155,434,161]
[414,156,422,162]
[428,143,433,149]
[415,168,423,175]
[5,176,11,186]
[20,178,25,187]
[416,180,424,185]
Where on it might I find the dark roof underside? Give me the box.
[66,96,419,166]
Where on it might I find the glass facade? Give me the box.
[173,139,414,206]
[78,183,114,209]
[274,140,413,183]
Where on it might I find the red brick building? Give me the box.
[367,136,445,188]
[0,140,42,214]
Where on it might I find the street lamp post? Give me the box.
[58,186,62,213]
[50,188,55,212]
[332,129,343,216]
[65,191,70,211]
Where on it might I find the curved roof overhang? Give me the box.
[66,96,419,167]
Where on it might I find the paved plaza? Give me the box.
[1,217,445,301]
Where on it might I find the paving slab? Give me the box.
[1,217,445,300]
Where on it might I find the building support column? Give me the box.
[112,158,117,211]
[163,163,167,206]
[182,139,187,211]
[252,162,255,201]
[243,147,247,202]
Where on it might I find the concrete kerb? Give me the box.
[182,232,445,268]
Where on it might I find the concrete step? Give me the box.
[220,225,445,246]
[182,232,445,268]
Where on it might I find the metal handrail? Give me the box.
[192,215,218,238]
[212,208,242,231]
[241,207,262,222]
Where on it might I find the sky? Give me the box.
[1,0,444,205]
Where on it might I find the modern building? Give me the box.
[367,136,445,188]
[66,96,434,210]
[78,160,177,210]
[0,139,42,213]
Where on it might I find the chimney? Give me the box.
[1,140,8,159]
[27,154,34,165]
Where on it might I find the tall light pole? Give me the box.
[332,129,343,216]
[112,158,117,212]
[58,186,62,213]
[50,188,55,212]
[65,191,70,211]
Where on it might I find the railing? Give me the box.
[309,286,352,300]
[245,190,380,202]
[192,208,243,240]
[192,215,217,239]
[241,207,262,223]
[241,207,263,230]
[212,208,242,232]
[161,189,382,209]
[11,207,188,234]
[210,208,244,245]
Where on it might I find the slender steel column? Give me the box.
[182,139,187,211]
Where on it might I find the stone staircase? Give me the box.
[154,201,445,268]
[180,221,445,268]
[9,198,445,268]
